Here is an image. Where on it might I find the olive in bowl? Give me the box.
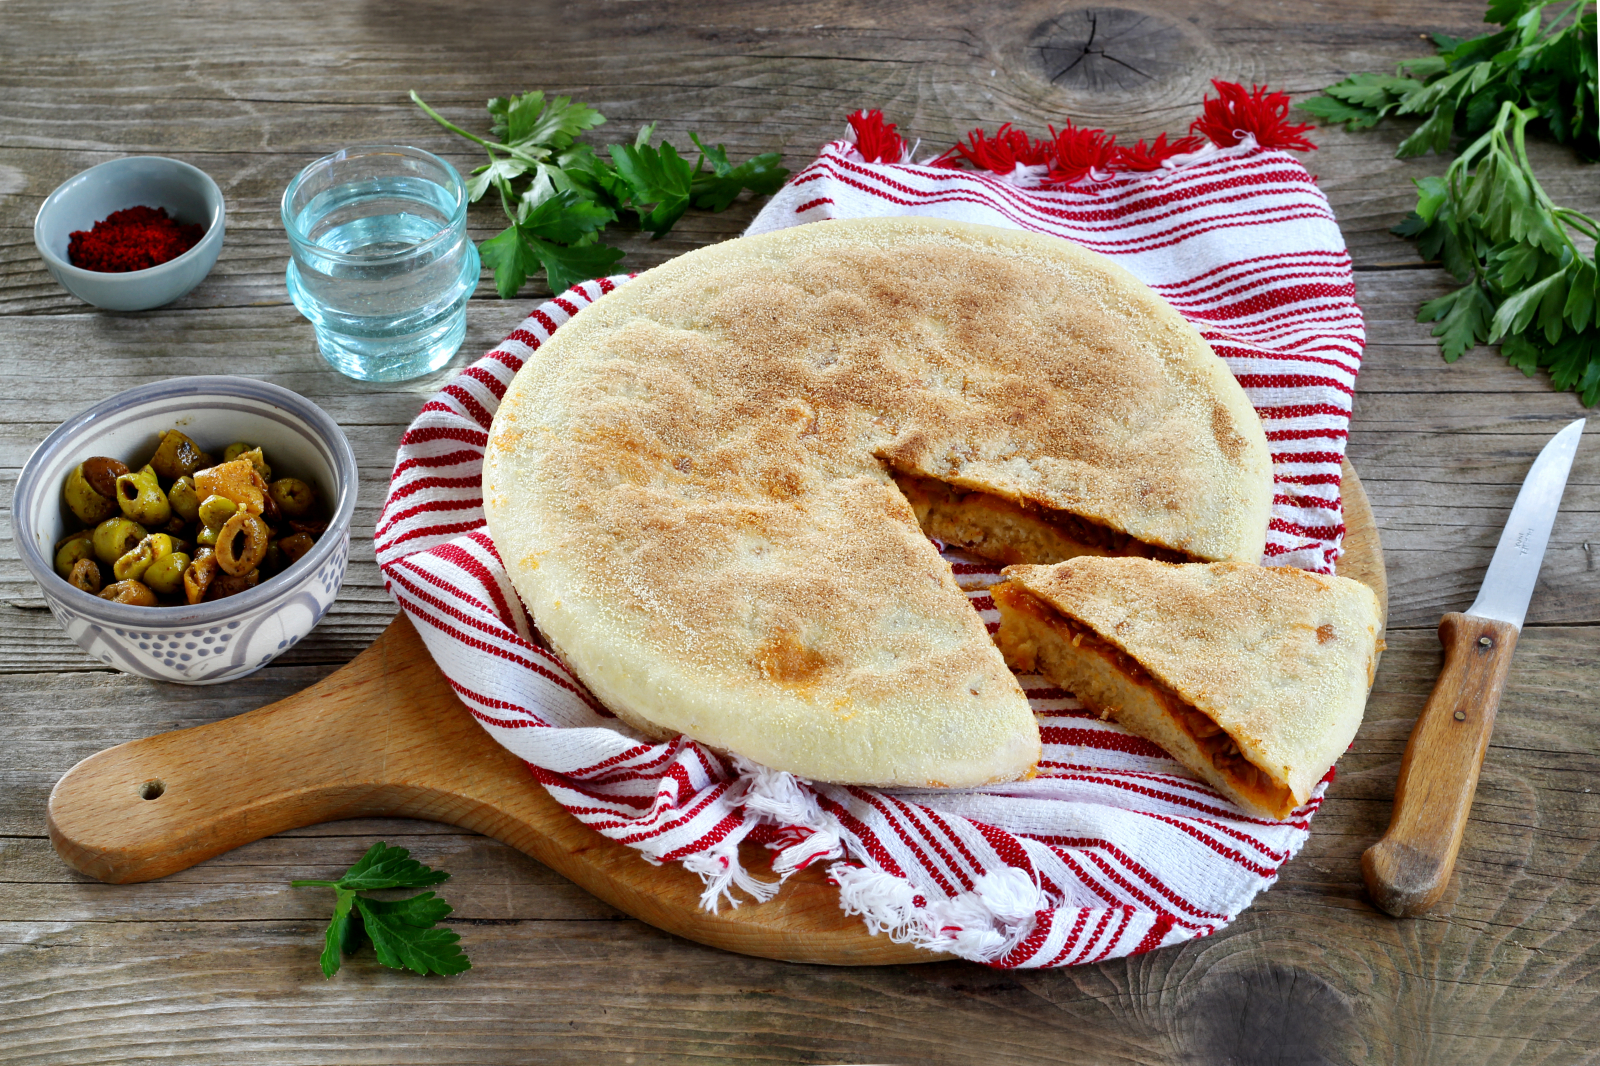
[12,376,357,685]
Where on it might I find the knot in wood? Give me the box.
[1183,960,1357,1064]
[1029,8,1193,93]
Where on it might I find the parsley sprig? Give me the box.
[1299,1,1598,404]
[1300,0,1596,159]
[410,90,789,297]
[1398,102,1598,402]
[292,842,470,978]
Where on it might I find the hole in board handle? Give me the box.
[138,780,166,801]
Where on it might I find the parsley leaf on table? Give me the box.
[1301,1,1596,159]
[411,89,790,298]
[1398,102,1599,404]
[1299,1,1599,405]
[608,133,696,237]
[292,842,470,978]
[689,133,789,212]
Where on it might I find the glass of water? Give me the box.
[281,145,480,382]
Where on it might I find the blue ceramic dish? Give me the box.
[12,377,358,684]
[34,157,226,311]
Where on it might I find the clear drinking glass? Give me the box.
[282,145,480,382]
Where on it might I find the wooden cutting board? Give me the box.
[47,462,1386,966]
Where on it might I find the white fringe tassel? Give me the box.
[671,756,1055,962]
[672,757,848,913]
[680,839,782,913]
[833,862,1052,964]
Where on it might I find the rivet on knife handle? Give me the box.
[1361,612,1519,917]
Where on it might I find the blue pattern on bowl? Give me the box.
[12,376,358,685]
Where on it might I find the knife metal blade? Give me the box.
[1465,417,1586,628]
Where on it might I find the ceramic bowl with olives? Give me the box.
[13,376,357,684]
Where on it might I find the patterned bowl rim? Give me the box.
[12,374,358,628]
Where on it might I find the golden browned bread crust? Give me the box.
[483,217,1270,786]
[998,557,1382,812]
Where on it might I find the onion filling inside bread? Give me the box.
[893,471,1201,566]
[988,557,1382,821]
[991,580,1293,816]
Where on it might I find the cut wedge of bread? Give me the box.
[992,557,1381,819]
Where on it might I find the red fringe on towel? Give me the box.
[864,81,1316,188]
[846,109,907,164]
[941,122,1054,173]
[1190,80,1317,152]
[1113,132,1206,172]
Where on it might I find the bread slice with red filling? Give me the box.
[991,557,1381,819]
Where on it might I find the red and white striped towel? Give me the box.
[376,93,1363,968]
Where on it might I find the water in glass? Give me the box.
[283,146,479,382]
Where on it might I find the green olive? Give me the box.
[168,476,201,523]
[115,464,172,526]
[54,530,96,578]
[63,463,118,524]
[268,477,315,517]
[99,580,158,606]
[112,533,173,583]
[196,493,237,528]
[215,513,269,576]
[80,456,130,499]
[183,548,218,605]
[144,551,191,596]
[205,568,260,601]
[149,429,212,481]
[260,539,282,577]
[196,494,236,546]
[68,558,102,595]
[279,532,316,565]
[92,517,147,565]
[222,442,251,464]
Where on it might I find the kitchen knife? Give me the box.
[1362,418,1586,918]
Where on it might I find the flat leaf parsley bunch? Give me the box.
[1300,0,1598,404]
[293,842,470,978]
[411,90,789,297]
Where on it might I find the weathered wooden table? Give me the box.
[3,1,1596,1062]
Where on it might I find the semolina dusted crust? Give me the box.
[994,557,1382,817]
[482,217,1272,787]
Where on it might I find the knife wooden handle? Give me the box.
[1362,612,1519,917]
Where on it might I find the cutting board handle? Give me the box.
[49,615,454,883]
[47,615,924,965]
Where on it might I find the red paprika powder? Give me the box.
[67,206,204,272]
